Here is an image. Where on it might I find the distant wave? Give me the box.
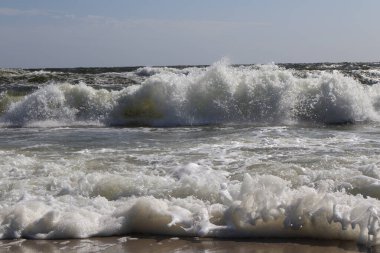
[1,61,380,127]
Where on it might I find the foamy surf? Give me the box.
[0,160,379,244]
[1,62,380,246]
[1,61,380,127]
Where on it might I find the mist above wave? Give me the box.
[1,61,380,127]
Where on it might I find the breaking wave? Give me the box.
[1,61,380,127]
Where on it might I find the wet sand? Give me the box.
[0,236,375,253]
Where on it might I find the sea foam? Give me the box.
[1,128,380,244]
[1,169,380,245]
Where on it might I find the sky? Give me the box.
[0,0,379,68]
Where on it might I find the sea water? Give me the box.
[1,61,380,245]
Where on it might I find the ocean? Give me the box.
[1,60,380,247]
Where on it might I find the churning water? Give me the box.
[1,61,380,245]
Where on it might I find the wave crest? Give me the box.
[1,62,380,127]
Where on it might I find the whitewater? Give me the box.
[1,61,380,246]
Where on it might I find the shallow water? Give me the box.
[0,236,371,253]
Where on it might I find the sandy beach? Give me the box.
[0,236,373,253]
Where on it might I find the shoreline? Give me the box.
[0,236,372,253]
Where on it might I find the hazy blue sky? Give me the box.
[0,0,379,67]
